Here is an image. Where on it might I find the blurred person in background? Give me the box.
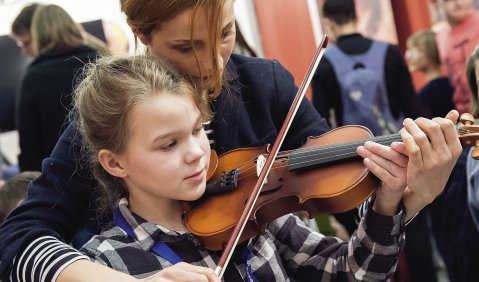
[0,171,40,224]
[10,3,40,58]
[11,3,109,59]
[435,0,479,113]
[312,0,422,135]
[16,4,102,172]
[405,30,454,119]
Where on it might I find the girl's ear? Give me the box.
[98,149,127,178]
[127,20,149,45]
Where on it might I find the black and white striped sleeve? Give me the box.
[9,236,88,282]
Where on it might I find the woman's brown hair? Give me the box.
[120,0,227,99]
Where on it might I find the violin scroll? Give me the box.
[458,113,479,160]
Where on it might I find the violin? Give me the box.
[185,114,479,251]
[185,34,479,277]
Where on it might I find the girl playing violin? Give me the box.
[75,55,403,281]
[0,0,462,281]
[74,54,453,281]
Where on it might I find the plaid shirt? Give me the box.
[80,198,405,281]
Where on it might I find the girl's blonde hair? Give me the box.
[74,55,210,212]
[120,0,227,99]
[406,30,441,66]
[466,45,479,118]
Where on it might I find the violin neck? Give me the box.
[288,133,403,171]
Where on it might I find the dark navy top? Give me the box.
[418,77,454,119]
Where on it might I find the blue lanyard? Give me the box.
[241,246,259,282]
[114,209,258,281]
[114,209,183,264]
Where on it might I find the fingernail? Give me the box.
[403,118,412,125]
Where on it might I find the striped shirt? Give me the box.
[6,123,220,282]
[8,237,87,282]
[78,198,405,281]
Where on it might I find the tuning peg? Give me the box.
[460,113,475,125]
[472,146,479,160]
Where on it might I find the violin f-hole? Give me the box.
[259,178,285,196]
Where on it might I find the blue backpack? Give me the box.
[325,41,403,136]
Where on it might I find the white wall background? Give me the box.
[0,0,263,52]
[0,0,130,37]
[0,0,263,165]
[234,0,264,57]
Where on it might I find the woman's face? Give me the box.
[145,0,236,89]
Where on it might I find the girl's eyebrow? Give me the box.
[152,115,202,143]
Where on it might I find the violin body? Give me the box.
[185,125,378,250]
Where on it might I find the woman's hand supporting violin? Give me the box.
[395,110,462,221]
[357,110,462,220]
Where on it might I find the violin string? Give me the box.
[233,147,370,183]
[225,127,471,178]
[231,134,400,175]
[282,126,472,156]
[232,134,401,181]
[218,133,401,173]
[233,127,475,182]
[246,125,473,171]
[217,127,473,181]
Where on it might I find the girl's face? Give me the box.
[145,0,236,89]
[115,94,211,208]
[405,45,428,73]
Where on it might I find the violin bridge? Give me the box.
[256,155,268,184]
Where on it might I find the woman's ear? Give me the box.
[98,149,127,178]
[127,20,149,45]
